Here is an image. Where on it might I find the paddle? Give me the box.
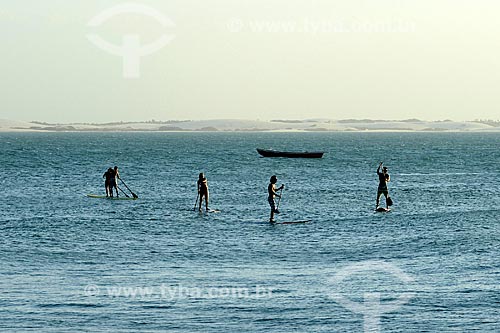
[117,185,130,198]
[193,193,199,211]
[119,178,138,199]
[276,185,285,213]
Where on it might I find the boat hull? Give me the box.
[256,149,324,158]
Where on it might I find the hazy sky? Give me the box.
[1,0,499,122]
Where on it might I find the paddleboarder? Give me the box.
[102,167,118,197]
[102,168,113,197]
[109,166,120,197]
[376,162,392,209]
[268,175,284,222]
[197,173,209,211]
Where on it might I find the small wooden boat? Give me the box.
[256,148,324,158]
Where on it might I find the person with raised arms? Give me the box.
[376,162,392,210]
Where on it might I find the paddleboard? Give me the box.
[86,194,138,200]
[197,209,221,213]
[375,207,391,213]
[271,220,311,224]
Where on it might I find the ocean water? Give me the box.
[0,132,499,332]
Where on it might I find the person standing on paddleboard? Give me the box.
[268,175,284,222]
[109,166,120,197]
[197,173,209,211]
[103,168,113,197]
[376,162,392,209]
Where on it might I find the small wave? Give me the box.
[398,172,484,176]
[141,305,174,309]
[37,302,104,308]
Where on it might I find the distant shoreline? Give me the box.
[1,119,499,133]
[0,128,500,134]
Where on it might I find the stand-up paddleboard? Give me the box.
[375,207,391,213]
[271,220,311,224]
[197,209,221,213]
[86,194,138,201]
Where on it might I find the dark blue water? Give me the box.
[1,132,499,332]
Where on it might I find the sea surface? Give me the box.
[0,132,499,332]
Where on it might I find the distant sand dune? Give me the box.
[0,119,499,132]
